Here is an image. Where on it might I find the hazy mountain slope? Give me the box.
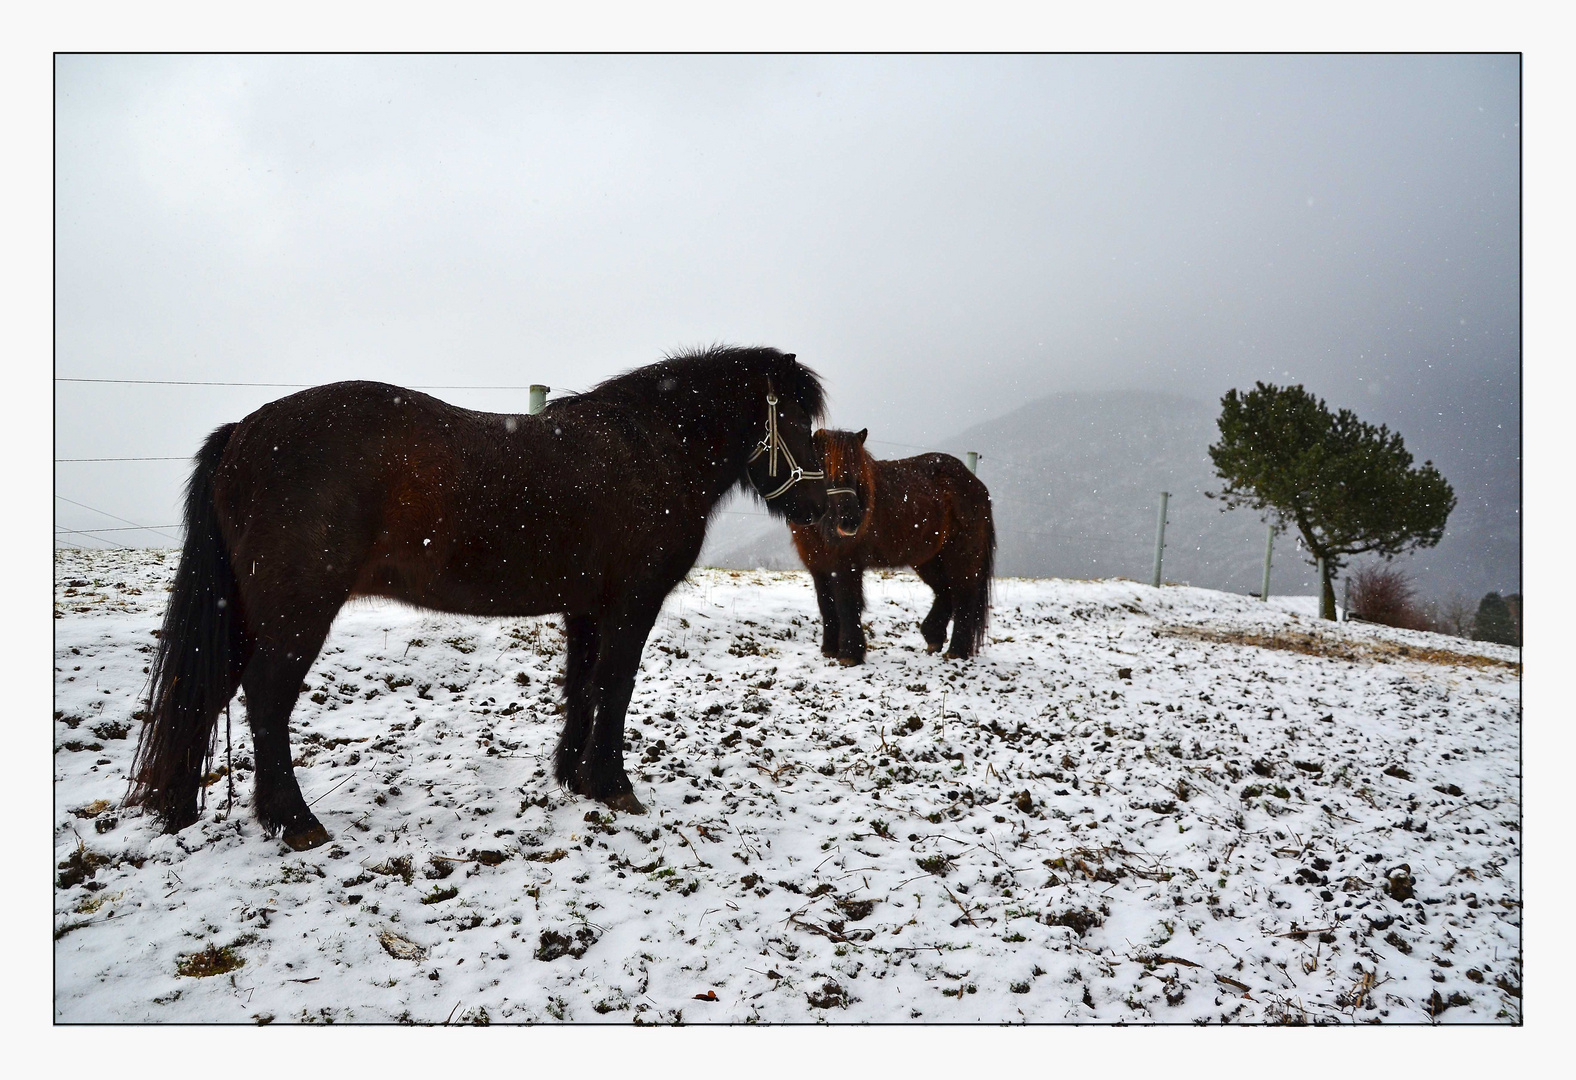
[701,389,1519,603]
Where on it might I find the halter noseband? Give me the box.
[747,392,825,500]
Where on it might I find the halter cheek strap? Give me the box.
[748,392,825,500]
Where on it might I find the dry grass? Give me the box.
[1165,624,1519,673]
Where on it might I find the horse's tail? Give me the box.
[960,500,996,654]
[127,422,249,830]
[945,476,996,652]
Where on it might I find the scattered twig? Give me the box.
[1215,974,1253,996]
[671,827,711,868]
[1130,954,1203,968]
[788,914,857,945]
[941,884,980,927]
[308,770,358,807]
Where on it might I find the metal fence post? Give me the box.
[1151,491,1170,587]
[528,385,550,415]
[1261,520,1274,601]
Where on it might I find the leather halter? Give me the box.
[747,393,824,500]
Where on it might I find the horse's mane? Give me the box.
[820,428,879,531]
[820,429,876,481]
[576,344,827,422]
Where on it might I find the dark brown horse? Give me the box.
[129,346,828,850]
[789,429,994,665]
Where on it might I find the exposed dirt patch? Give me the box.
[367,855,415,885]
[56,846,111,889]
[1045,907,1105,937]
[806,980,848,1009]
[1164,624,1519,672]
[535,926,599,961]
[176,944,245,978]
[378,929,426,961]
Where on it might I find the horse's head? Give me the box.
[744,366,830,526]
[817,427,869,540]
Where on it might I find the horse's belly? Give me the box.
[351,534,594,617]
[872,520,945,567]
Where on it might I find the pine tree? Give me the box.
[1208,382,1455,619]
[1473,591,1519,646]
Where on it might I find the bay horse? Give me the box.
[128,346,828,850]
[789,429,994,665]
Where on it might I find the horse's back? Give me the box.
[884,453,987,502]
[213,380,706,617]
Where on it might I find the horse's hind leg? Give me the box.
[831,566,867,665]
[553,614,599,786]
[914,558,952,652]
[241,632,332,850]
[940,543,988,659]
[811,571,839,657]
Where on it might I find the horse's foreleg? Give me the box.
[241,642,329,850]
[811,571,839,657]
[574,599,663,813]
[553,614,600,785]
[832,566,867,665]
[914,558,952,652]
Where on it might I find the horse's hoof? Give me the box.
[821,648,838,659]
[925,643,942,654]
[282,823,332,851]
[838,656,862,667]
[943,650,969,661]
[602,790,647,815]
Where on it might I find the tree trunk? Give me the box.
[1294,516,1338,621]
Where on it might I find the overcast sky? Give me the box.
[54,54,1519,548]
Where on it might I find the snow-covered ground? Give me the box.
[54,548,1520,1024]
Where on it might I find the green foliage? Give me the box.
[1208,383,1455,615]
[1473,591,1520,646]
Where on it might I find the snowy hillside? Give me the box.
[54,549,1520,1024]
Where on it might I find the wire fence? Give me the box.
[53,375,988,542]
[53,379,1295,607]
[53,374,1119,556]
[54,375,562,549]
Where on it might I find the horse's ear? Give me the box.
[856,428,868,444]
[784,353,796,363]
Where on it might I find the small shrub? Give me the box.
[1348,563,1429,631]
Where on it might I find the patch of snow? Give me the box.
[53,549,1520,1024]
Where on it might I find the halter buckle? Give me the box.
[749,391,823,500]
